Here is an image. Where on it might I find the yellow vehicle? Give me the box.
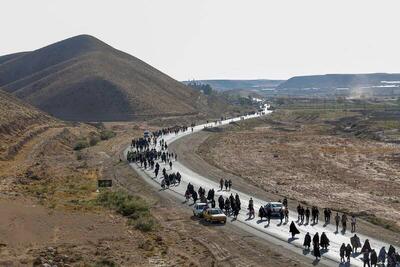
[203,208,227,224]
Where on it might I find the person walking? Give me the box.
[378,246,387,265]
[320,232,330,250]
[228,179,232,191]
[300,206,305,224]
[340,243,346,262]
[283,197,288,207]
[345,244,352,263]
[342,213,347,233]
[279,208,284,224]
[266,207,272,225]
[192,191,198,204]
[335,212,340,233]
[248,198,255,219]
[233,205,239,219]
[219,178,224,191]
[297,204,301,221]
[235,193,241,211]
[218,195,224,211]
[370,249,377,267]
[363,249,371,267]
[284,208,289,223]
[315,207,319,223]
[289,221,300,238]
[304,232,311,250]
[313,232,321,260]
[351,215,357,232]
[305,207,310,224]
[351,234,361,253]
[211,198,216,208]
[185,189,191,202]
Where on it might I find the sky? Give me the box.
[1,0,400,80]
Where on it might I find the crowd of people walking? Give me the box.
[127,124,400,267]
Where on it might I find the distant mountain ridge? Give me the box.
[182,79,284,91]
[277,73,400,90]
[0,35,225,121]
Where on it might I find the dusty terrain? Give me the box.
[0,90,59,161]
[0,117,317,266]
[195,110,400,236]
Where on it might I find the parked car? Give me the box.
[203,208,227,224]
[264,202,285,216]
[193,203,208,217]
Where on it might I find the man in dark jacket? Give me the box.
[370,249,378,267]
[363,249,371,267]
[303,232,311,250]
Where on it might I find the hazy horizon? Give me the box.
[2,0,400,81]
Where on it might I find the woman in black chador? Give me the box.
[289,221,300,238]
[313,232,321,260]
[320,232,330,250]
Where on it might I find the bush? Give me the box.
[95,259,117,267]
[96,191,156,232]
[100,130,116,140]
[74,140,89,150]
[118,199,149,217]
[134,216,156,232]
[89,136,100,146]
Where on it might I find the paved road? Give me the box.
[125,108,397,267]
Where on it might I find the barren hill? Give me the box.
[0,35,221,121]
[0,90,57,160]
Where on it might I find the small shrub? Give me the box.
[89,136,100,146]
[96,191,156,232]
[74,140,89,151]
[134,216,156,232]
[118,200,149,217]
[95,259,117,267]
[100,130,116,140]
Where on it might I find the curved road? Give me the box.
[125,109,397,267]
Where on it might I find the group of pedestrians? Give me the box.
[296,230,330,260]
[128,124,400,267]
[184,182,242,219]
[153,125,189,137]
[296,205,323,225]
[219,178,232,191]
[340,237,398,267]
[160,168,181,189]
[334,213,357,234]
[217,193,241,218]
[285,199,399,265]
